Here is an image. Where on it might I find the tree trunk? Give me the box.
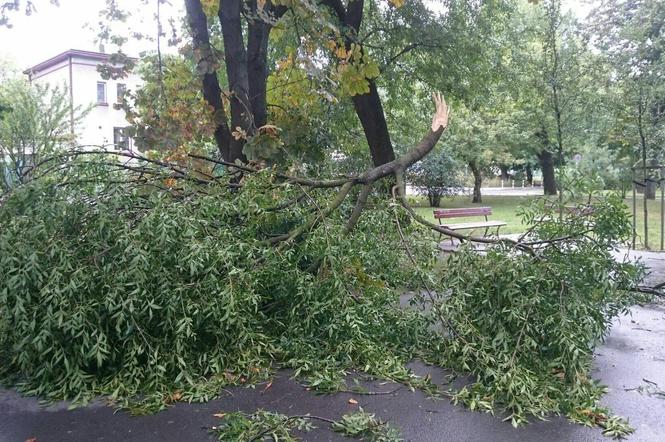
[351,81,396,166]
[469,160,482,204]
[538,150,557,196]
[219,0,251,163]
[184,0,232,160]
[322,0,396,167]
[428,192,441,207]
[246,2,274,129]
[525,164,533,185]
[646,179,657,200]
[499,165,510,181]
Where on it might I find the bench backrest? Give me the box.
[433,207,492,219]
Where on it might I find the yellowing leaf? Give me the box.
[201,0,219,16]
[336,47,349,60]
[232,127,247,141]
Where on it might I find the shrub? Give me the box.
[407,148,463,207]
[0,160,434,410]
[427,187,644,432]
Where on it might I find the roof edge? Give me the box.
[23,49,138,75]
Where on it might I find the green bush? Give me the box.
[407,147,463,207]
[0,161,434,409]
[428,188,644,432]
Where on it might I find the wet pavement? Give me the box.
[1,253,665,441]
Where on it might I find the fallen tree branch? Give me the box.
[344,183,373,234]
[4,93,599,256]
[633,285,665,298]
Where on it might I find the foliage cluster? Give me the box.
[426,174,644,435]
[0,157,435,411]
[0,156,647,439]
[212,410,314,441]
[0,79,86,191]
[407,147,463,207]
[331,408,402,441]
[119,54,217,153]
[212,408,401,441]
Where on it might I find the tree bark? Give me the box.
[247,2,281,129]
[499,165,510,181]
[351,81,396,166]
[525,164,533,185]
[538,150,557,195]
[428,191,441,207]
[469,160,482,204]
[646,179,657,200]
[184,0,232,160]
[321,0,396,167]
[219,0,251,163]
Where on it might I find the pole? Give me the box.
[658,174,665,250]
[632,169,636,250]
[644,174,649,250]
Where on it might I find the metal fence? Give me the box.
[631,164,665,250]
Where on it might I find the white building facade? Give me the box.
[24,49,141,150]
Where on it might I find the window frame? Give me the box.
[113,126,130,150]
[96,81,107,105]
[116,83,126,104]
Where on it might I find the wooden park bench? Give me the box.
[433,207,507,241]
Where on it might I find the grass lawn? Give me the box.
[629,196,665,250]
[412,194,665,251]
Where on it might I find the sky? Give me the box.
[0,0,595,72]
[0,0,184,71]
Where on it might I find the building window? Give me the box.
[113,127,129,150]
[97,81,107,104]
[116,83,126,103]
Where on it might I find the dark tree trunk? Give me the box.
[428,192,441,207]
[188,0,287,163]
[499,165,510,181]
[525,164,533,185]
[646,179,657,200]
[184,0,232,160]
[190,0,397,168]
[219,0,251,163]
[469,160,482,204]
[538,150,557,195]
[322,0,396,167]
[246,3,273,129]
[351,81,396,166]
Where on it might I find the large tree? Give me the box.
[589,0,665,245]
[0,80,86,191]
[499,0,600,196]
[181,0,402,166]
